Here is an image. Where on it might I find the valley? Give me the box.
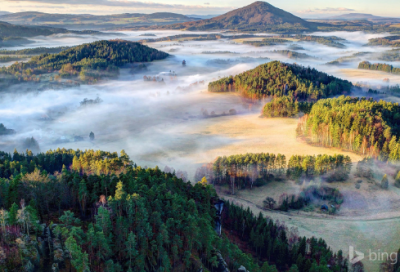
[2,1,400,271]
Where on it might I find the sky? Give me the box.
[0,0,400,17]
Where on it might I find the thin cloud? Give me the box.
[4,0,222,10]
[298,7,355,14]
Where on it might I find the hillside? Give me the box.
[0,148,349,271]
[297,96,400,161]
[325,13,400,24]
[158,1,318,33]
[0,11,199,30]
[329,13,383,20]
[0,21,102,46]
[1,40,169,84]
[208,61,352,100]
[0,21,99,37]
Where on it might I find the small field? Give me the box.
[186,112,362,164]
[220,186,400,272]
[338,68,400,84]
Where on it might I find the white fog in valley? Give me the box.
[1,30,400,179]
[4,29,400,272]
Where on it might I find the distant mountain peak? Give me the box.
[160,1,316,32]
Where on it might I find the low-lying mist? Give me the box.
[2,30,400,179]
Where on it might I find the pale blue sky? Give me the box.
[0,0,399,17]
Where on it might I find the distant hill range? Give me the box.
[0,21,103,46]
[0,11,201,30]
[153,1,318,33]
[322,13,400,24]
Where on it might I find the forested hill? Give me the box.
[358,61,400,74]
[0,21,100,38]
[156,1,318,33]
[297,96,400,161]
[2,40,169,77]
[0,148,348,271]
[208,61,352,100]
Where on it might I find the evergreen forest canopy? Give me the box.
[297,96,400,161]
[208,61,352,100]
[0,148,348,272]
[358,61,400,74]
[0,21,99,38]
[272,50,314,60]
[243,38,291,47]
[0,21,100,47]
[366,35,400,47]
[197,152,351,192]
[0,40,169,84]
[293,35,346,48]
[262,96,314,117]
[0,46,71,56]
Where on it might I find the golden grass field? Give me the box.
[52,89,399,271]
[177,92,400,271]
[338,68,400,84]
[186,114,362,164]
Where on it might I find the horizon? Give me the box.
[0,0,399,18]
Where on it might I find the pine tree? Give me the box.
[381,174,389,189]
[125,231,138,269]
[8,202,18,225]
[65,236,90,272]
[78,179,88,216]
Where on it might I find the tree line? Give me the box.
[294,35,346,48]
[366,36,400,47]
[223,201,348,272]
[358,61,400,74]
[195,152,352,194]
[297,96,400,161]
[208,61,352,101]
[0,147,349,272]
[0,40,169,83]
[0,46,70,56]
[262,96,314,117]
[243,38,290,47]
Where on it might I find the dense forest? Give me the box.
[139,34,257,43]
[262,96,313,117]
[326,52,370,65]
[0,148,348,272]
[0,46,71,56]
[294,35,346,48]
[0,36,32,47]
[0,40,169,84]
[222,201,348,271]
[0,55,27,63]
[243,38,290,47]
[378,50,400,62]
[358,61,400,74]
[0,21,99,38]
[208,61,352,100]
[195,152,352,194]
[272,50,313,60]
[366,35,400,47]
[297,96,400,161]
